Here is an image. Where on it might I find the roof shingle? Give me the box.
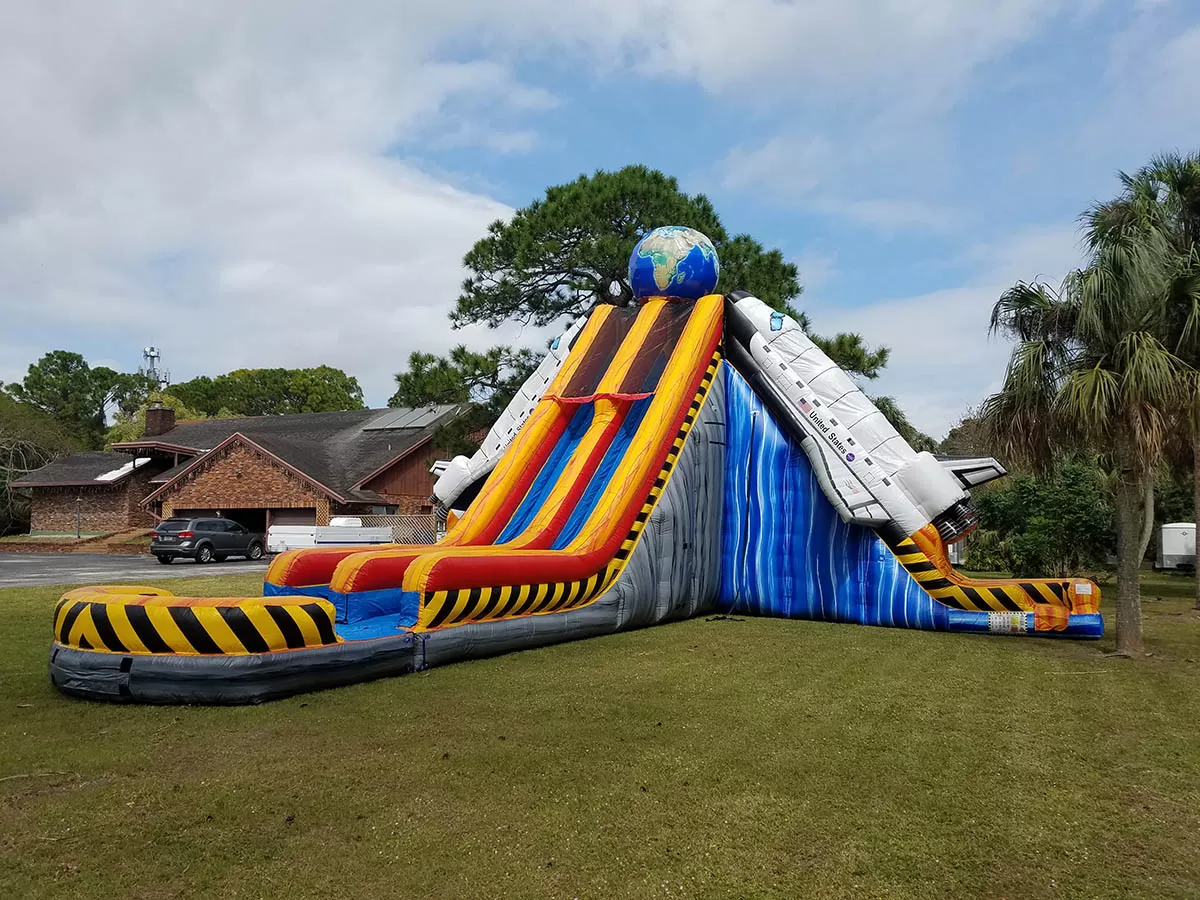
[12,451,147,488]
[126,405,463,501]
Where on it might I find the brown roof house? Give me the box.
[13,403,468,535]
[12,451,165,535]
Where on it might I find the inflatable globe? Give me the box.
[628,226,719,301]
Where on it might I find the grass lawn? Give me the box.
[0,534,97,544]
[2,573,1200,899]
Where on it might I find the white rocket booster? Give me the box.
[432,314,588,513]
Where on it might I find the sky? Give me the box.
[2,1,1199,438]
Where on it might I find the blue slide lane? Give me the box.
[264,582,332,603]
[495,404,595,544]
[551,397,652,550]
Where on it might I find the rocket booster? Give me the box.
[432,314,588,513]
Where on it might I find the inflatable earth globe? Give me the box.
[628,226,720,302]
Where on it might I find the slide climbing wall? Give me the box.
[719,364,1101,636]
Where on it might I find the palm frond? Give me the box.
[1056,364,1120,440]
[1128,402,1172,471]
[979,387,1061,472]
[990,279,1077,346]
[1115,330,1184,408]
[1167,246,1200,360]
[1176,368,1200,434]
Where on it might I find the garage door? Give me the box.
[270,508,317,526]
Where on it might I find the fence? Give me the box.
[357,514,440,545]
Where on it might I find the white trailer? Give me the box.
[1157,523,1196,571]
[266,522,392,553]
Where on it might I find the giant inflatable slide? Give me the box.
[49,227,1102,704]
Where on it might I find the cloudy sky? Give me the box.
[3,1,1199,437]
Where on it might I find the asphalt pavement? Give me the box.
[0,553,270,589]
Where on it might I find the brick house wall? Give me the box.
[30,466,160,533]
[157,443,329,522]
[389,495,436,515]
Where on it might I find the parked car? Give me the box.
[151,517,265,565]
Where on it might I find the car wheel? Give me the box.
[246,542,264,561]
[155,554,172,565]
[195,544,213,564]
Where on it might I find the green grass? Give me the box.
[2,574,1200,899]
[0,534,99,544]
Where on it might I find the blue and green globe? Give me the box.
[628,226,719,302]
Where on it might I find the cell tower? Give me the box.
[141,346,171,391]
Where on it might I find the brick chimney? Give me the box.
[144,401,176,438]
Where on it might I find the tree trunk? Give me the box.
[1194,424,1200,609]
[1140,474,1155,561]
[1113,465,1146,655]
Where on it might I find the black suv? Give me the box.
[151,517,265,565]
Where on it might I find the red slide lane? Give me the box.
[265,405,570,590]
[265,307,636,590]
[334,400,636,595]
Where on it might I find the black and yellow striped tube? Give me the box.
[53,587,340,656]
[416,352,722,630]
[885,526,1098,616]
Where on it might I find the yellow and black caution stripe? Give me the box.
[884,528,1075,613]
[53,588,340,656]
[418,352,722,631]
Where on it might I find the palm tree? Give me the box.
[983,224,1184,654]
[1091,152,1200,606]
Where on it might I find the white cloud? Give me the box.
[1085,10,1200,168]
[0,0,1099,407]
[0,339,41,393]
[715,117,969,236]
[1154,26,1200,120]
[0,2,561,404]
[719,130,971,234]
[963,224,1086,285]
[719,132,970,233]
[824,199,968,235]
[805,223,1085,438]
[722,137,836,196]
[546,0,1078,106]
[794,250,839,294]
[704,0,1094,225]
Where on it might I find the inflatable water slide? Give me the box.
[49,227,1102,704]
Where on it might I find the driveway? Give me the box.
[0,553,270,589]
